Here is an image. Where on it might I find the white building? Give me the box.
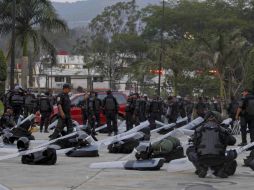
[34,51,109,91]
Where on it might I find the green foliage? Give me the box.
[0,49,6,96]
[0,0,68,57]
[0,49,7,81]
[73,0,254,97]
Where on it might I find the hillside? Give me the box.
[52,0,160,28]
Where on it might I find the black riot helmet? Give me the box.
[17,137,30,151]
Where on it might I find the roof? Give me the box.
[57,50,70,56]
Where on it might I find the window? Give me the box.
[55,76,65,82]
[66,77,71,84]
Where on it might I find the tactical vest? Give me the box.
[150,101,160,113]
[25,95,35,106]
[104,97,116,111]
[196,122,225,156]
[10,91,24,107]
[88,97,94,111]
[94,98,101,112]
[39,97,51,112]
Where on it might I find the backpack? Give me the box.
[104,97,116,111]
[246,97,254,116]
[21,148,57,165]
[39,97,51,112]
[108,138,140,154]
[152,136,182,161]
[196,123,225,156]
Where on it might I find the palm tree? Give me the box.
[0,0,68,88]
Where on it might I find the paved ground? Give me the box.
[0,132,254,190]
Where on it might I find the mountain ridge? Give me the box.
[52,0,161,28]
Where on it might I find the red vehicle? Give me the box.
[50,91,127,125]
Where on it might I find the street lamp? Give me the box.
[157,0,165,96]
[10,0,16,89]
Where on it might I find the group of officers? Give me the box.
[0,84,54,134]
[2,83,254,178]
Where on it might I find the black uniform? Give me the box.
[78,96,88,125]
[87,95,101,134]
[50,92,73,139]
[38,94,53,133]
[148,99,162,129]
[195,101,207,118]
[9,88,25,122]
[135,99,147,123]
[0,112,16,131]
[187,119,237,178]
[240,94,254,143]
[93,96,102,128]
[166,100,178,123]
[103,93,119,135]
[125,97,135,131]
[24,93,36,117]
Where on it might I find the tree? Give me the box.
[0,0,68,88]
[0,49,7,95]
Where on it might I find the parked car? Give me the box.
[49,91,127,125]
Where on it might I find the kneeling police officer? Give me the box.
[187,111,237,178]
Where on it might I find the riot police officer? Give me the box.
[148,95,162,129]
[135,94,147,123]
[93,92,102,129]
[87,92,101,135]
[78,94,89,126]
[24,89,36,117]
[236,89,254,144]
[49,84,73,140]
[38,91,53,133]
[8,85,26,122]
[187,111,237,178]
[103,90,119,136]
[0,107,16,131]
[125,94,135,131]
[166,96,179,124]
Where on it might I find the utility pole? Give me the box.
[10,0,16,89]
[158,0,165,96]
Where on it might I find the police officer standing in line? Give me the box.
[148,95,162,129]
[78,93,89,126]
[132,93,141,126]
[24,89,36,117]
[135,94,147,123]
[49,84,73,140]
[166,96,179,123]
[87,92,97,135]
[103,90,119,136]
[125,94,135,131]
[93,92,102,129]
[236,89,254,145]
[187,111,237,178]
[38,91,53,133]
[193,97,208,118]
[8,85,26,122]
